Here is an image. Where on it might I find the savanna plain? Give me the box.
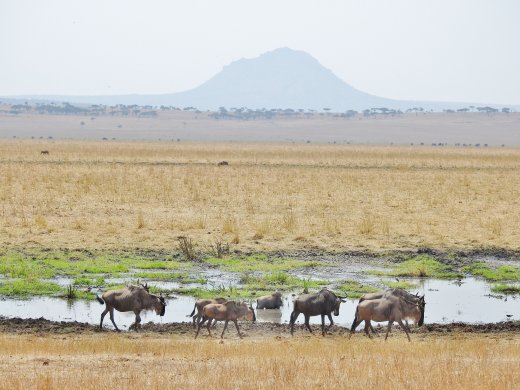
[1,140,520,389]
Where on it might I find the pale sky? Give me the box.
[1,0,519,104]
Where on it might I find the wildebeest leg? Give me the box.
[109,308,120,332]
[304,315,313,334]
[385,320,393,341]
[221,320,229,339]
[289,310,300,335]
[133,311,141,332]
[364,321,373,339]
[233,320,242,338]
[195,317,208,339]
[398,319,411,342]
[349,318,362,339]
[100,307,109,329]
[404,320,411,332]
[321,314,326,336]
[207,318,214,337]
[327,313,334,327]
[369,323,376,334]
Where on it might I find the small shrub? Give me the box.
[65,284,77,299]
[177,236,197,261]
[208,238,230,258]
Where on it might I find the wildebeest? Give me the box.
[217,161,229,166]
[96,285,166,331]
[359,288,418,303]
[289,289,346,336]
[187,297,228,327]
[256,291,283,309]
[194,301,255,339]
[40,150,49,155]
[349,295,425,341]
[359,289,422,333]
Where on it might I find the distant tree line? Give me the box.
[0,101,515,119]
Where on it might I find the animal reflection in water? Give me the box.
[96,284,166,331]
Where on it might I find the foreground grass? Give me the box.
[2,140,520,252]
[0,333,518,389]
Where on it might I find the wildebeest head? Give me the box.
[333,296,347,316]
[153,295,166,316]
[250,305,256,322]
[417,296,426,326]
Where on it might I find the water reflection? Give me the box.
[0,277,518,328]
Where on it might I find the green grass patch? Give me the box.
[134,271,206,284]
[0,278,63,297]
[173,286,254,299]
[0,253,55,279]
[336,280,379,299]
[382,280,418,290]
[132,260,188,270]
[490,284,520,295]
[462,262,520,281]
[239,272,329,292]
[371,255,462,279]
[73,276,106,286]
[205,255,320,272]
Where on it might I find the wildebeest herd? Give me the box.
[96,284,426,341]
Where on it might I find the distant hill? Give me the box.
[2,48,512,111]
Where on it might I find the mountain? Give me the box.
[158,47,398,111]
[2,48,510,111]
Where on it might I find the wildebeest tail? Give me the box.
[188,304,196,317]
[96,295,104,305]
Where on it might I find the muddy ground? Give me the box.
[1,317,519,338]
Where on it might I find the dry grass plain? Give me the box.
[0,332,518,389]
[1,140,520,253]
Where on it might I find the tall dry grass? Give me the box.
[1,140,520,252]
[0,333,518,389]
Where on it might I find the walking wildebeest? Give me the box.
[40,150,49,155]
[256,292,283,309]
[187,297,228,327]
[96,285,166,331]
[349,295,425,342]
[359,288,423,332]
[194,301,255,339]
[289,289,346,336]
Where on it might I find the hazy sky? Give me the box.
[1,0,519,104]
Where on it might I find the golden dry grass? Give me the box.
[0,332,518,389]
[1,139,520,252]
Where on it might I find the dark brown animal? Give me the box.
[217,161,229,166]
[195,301,255,339]
[40,150,49,155]
[188,297,227,327]
[289,289,346,336]
[96,285,166,331]
[256,292,283,309]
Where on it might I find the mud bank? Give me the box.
[1,316,519,337]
